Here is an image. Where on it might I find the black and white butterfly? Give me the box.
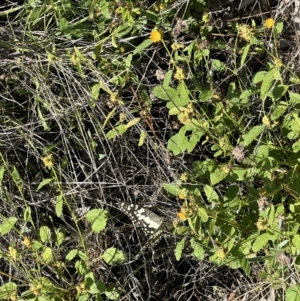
[117,202,169,260]
[118,202,165,235]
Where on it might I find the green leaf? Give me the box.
[163,183,182,196]
[138,131,147,146]
[167,132,188,155]
[0,165,4,183]
[260,68,276,100]
[55,229,66,246]
[85,271,104,294]
[290,92,300,104]
[105,286,120,300]
[0,282,17,299]
[239,257,250,277]
[66,249,79,262]
[187,131,203,153]
[115,23,132,38]
[211,59,226,72]
[190,239,205,261]
[292,234,300,249]
[241,43,251,67]
[252,233,269,252]
[204,185,219,203]
[286,285,300,301]
[85,209,109,233]
[59,18,69,32]
[24,207,32,222]
[253,71,267,84]
[10,166,23,189]
[272,84,288,101]
[133,39,152,55]
[125,118,140,129]
[102,247,126,265]
[197,208,208,222]
[39,225,51,243]
[163,70,173,88]
[210,168,227,186]
[243,125,264,146]
[292,140,300,153]
[274,22,284,36]
[0,217,17,235]
[175,238,185,261]
[152,85,177,101]
[106,125,127,139]
[37,178,53,191]
[271,101,287,120]
[42,247,53,263]
[175,82,190,106]
[56,194,63,217]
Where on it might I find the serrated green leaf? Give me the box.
[187,131,203,153]
[190,239,205,261]
[102,247,126,265]
[252,233,269,252]
[243,125,264,146]
[42,247,53,263]
[204,185,219,203]
[175,238,185,261]
[152,85,177,101]
[239,256,250,277]
[0,217,17,235]
[292,234,300,249]
[286,285,300,301]
[0,282,17,299]
[210,168,227,185]
[163,183,182,196]
[271,101,287,120]
[260,68,276,100]
[167,132,188,155]
[290,92,300,104]
[197,208,208,222]
[211,59,226,72]
[39,225,51,243]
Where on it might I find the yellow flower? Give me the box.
[174,67,185,81]
[22,237,32,248]
[41,154,53,169]
[177,211,188,221]
[222,164,232,174]
[8,246,18,261]
[265,18,274,29]
[150,29,162,43]
[262,115,271,127]
[238,24,254,41]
